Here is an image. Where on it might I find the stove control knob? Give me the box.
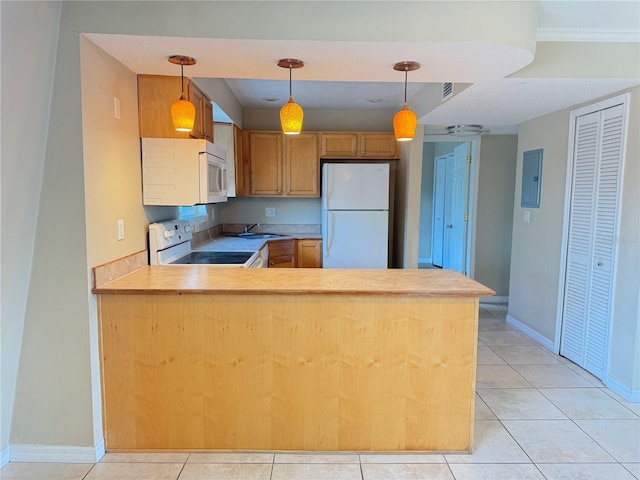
[163,230,175,239]
[184,225,192,233]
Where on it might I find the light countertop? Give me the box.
[192,233,321,252]
[93,267,495,297]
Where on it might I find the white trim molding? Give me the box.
[8,440,105,464]
[507,314,555,353]
[480,296,508,305]
[605,376,640,403]
[537,29,640,43]
[1,446,9,468]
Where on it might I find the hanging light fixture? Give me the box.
[168,55,196,132]
[277,58,304,135]
[393,61,420,142]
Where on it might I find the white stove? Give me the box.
[148,220,262,267]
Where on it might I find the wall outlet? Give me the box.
[265,207,276,217]
[117,219,125,240]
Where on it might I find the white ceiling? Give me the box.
[86,0,639,135]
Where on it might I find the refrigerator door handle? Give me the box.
[324,210,333,258]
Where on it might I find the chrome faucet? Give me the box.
[243,223,259,233]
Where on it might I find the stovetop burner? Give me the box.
[170,251,255,265]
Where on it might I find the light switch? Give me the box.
[266,207,276,217]
[113,97,121,120]
[523,210,531,224]
[117,219,125,240]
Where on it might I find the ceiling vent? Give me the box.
[441,82,454,102]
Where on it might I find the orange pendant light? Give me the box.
[393,61,420,142]
[169,55,196,132]
[278,59,304,135]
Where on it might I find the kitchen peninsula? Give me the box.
[94,268,493,452]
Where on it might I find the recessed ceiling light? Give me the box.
[261,96,281,102]
[367,98,384,103]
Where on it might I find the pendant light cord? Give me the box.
[404,69,408,104]
[289,67,293,97]
[181,61,185,97]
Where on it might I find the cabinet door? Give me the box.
[188,82,204,139]
[202,98,214,142]
[320,133,358,158]
[360,133,398,158]
[285,133,319,196]
[137,75,191,139]
[268,239,296,268]
[297,239,322,268]
[234,126,245,196]
[249,132,283,195]
[188,82,213,141]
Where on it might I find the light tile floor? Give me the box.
[2,305,638,479]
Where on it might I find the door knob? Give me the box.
[446,224,453,229]
[597,261,603,267]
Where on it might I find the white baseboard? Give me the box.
[480,296,508,305]
[605,375,640,403]
[1,446,9,468]
[506,314,555,352]
[8,439,105,464]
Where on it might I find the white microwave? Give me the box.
[141,138,228,205]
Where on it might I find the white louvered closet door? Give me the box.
[560,104,625,380]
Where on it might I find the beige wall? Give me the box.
[509,110,573,341]
[222,197,321,226]
[418,143,435,262]
[509,86,639,394]
[475,136,517,298]
[608,88,640,391]
[0,1,62,452]
[243,108,394,132]
[0,0,635,456]
[393,127,425,268]
[81,38,148,266]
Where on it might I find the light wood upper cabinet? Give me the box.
[188,81,214,141]
[297,239,323,268]
[360,133,398,158]
[320,132,397,159]
[248,132,283,195]
[285,133,320,196]
[234,126,246,196]
[246,132,319,197]
[137,74,213,141]
[320,133,359,158]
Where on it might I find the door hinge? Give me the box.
[466,155,472,164]
[464,214,469,222]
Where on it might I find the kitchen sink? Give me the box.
[235,233,287,239]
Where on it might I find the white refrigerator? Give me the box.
[322,163,390,268]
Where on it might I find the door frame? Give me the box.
[554,93,630,362]
[421,139,479,277]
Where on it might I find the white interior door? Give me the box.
[432,155,447,267]
[560,103,625,380]
[443,143,470,273]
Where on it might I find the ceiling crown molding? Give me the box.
[537,28,640,43]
